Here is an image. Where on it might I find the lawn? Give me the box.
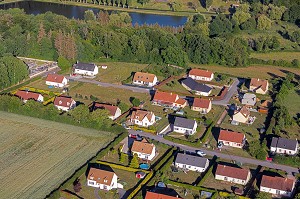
[168,169,200,185]
[250,52,300,61]
[0,111,114,199]
[184,104,225,122]
[159,78,191,96]
[26,78,81,93]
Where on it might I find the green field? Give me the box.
[0,111,114,199]
[251,52,300,61]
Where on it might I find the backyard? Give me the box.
[0,111,114,199]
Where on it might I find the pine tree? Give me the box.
[130,153,139,168]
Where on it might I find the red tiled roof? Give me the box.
[93,103,118,116]
[45,74,66,83]
[87,168,115,186]
[192,98,211,109]
[130,109,153,122]
[215,164,249,180]
[189,69,213,78]
[145,192,182,199]
[53,96,74,108]
[152,91,178,103]
[15,90,41,101]
[218,130,245,144]
[133,72,156,83]
[261,175,295,192]
[131,140,155,155]
[176,98,187,105]
[250,78,268,92]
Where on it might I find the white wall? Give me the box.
[189,74,214,81]
[46,78,68,88]
[87,174,118,191]
[260,186,292,197]
[175,159,209,172]
[270,146,298,155]
[133,146,156,161]
[215,173,250,185]
[219,140,243,148]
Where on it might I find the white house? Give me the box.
[92,102,121,120]
[215,164,251,185]
[249,78,269,95]
[87,167,122,190]
[218,129,246,149]
[175,153,209,172]
[131,139,156,161]
[191,98,212,114]
[130,109,155,127]
[270,137,299,155]
[188,69,214,81]
[173,117,197,135]
[232,106,250,124]
[15,90,44,103]
[53,96,76,111]
[132,72,158,87]
[73,61,98,76]
[45,74,68,88]
[241,93,256,106]
[152,91,187,109]
[181,77,212,96]
[260,175,296,197]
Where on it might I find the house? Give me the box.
[152,91,187,109]
[175,153,209,172]
[130,109,155,127]
[188,69,214,81]
[191,98,212,114]
[215,164,251,185]
[258,100,272,114]
[173,117,197,135]
[145,191,182,199]
[181,78,212,96]
[92,102,121,120]
[232,106,250,124]
[132,72,158,87]
[131,139,156,161]
[45,74,68,88]
[53,96,76,111]
[270,137,298,155]
[73,61,98,76]
[260,175,296,197]
[241,93,256,106]
[249,78,269,94]
[87,167,120,190]
[218,129,246,148]
[15,90,44,103]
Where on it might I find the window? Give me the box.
[89,181,94,185]
[224,177,228,181]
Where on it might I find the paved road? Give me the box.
[67,76,151,93]
[212,78,242,106]
[129,130,299,175]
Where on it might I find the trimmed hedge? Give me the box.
[131,125,156,134]
[219,191,250,199]
[127,171,154,199]
[153,148,175,171]
[95,160,150,173]
[199,121,214,143]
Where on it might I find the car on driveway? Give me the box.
[196,150,206,157]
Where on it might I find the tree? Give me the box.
[69,105,90,123]
[192,14,206,24]
[209,14,233,36]
[268,5,286,20]
[205,0,213,10]
[240,17,256,30]
[37,23,46,43]
[57,56,71,72]
[84,10,96,21]
[257,15,272,30]
[130,97,141,107]
[232,10,251,25]
[91,109,113,127]
[137,0,150,6]
[118,101,129,112]
[248,140,267,160]
[255,191,272,199]
[130,153,139,168]
[119,150,126,163]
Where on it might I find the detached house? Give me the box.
[87,167,121,190]
[15,90,44,103]
[181,77,212,96]
[188,69,214,81]
[130,109,155,127]
[53,96,76,111]
[45,74,68,88]
[249,78,269,94]
[173,117,197,135]
[132,72,158,87]
[260,175,296,197]
[218,129,246,149]
[175,153,209,172]
[232,106,250,124]
[131,139,156,161]
[191,98,212,114]
[270,137,298,155]
[73,61,98,76]
[92,102,121,120]
[241,93,256,106]
[215,164,251,185]
[152,91,187,109]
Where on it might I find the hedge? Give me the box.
[196,163,214,187]
[95,160,150,173]
[219,191,250,199]
[0,77,41,94]
[131,125,156,134]
[153,147,175,171]
[127,171,154,199]
[199,121,214,143]
[166,179,216,192]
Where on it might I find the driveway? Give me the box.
[128,130,299,175]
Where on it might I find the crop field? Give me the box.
[0,111,114,199]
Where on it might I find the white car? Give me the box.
[196,150,206,157]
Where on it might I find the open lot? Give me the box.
[0,111,113,199]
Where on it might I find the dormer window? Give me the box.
[59,101,62,104]
[67,102,70,106]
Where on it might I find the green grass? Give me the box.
[283,88,300,118]
[250,52,300,61]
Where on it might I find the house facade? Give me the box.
[152,91,187,109]
[173,117,197,135]
[15,90,44,103]
[249,78,269,94]
[87,168,120,190]
[181,78,212,96]
[131,139,156,161]
[175,153,209,172]
[45,74,68,88]
[132,72,158,87]
[191,98,212,114]
[232,106,250,124]
[215,164,251,185]
[73,61,98,76]
[92,102,121,120]
[53,96,76,111]
[270,137,298,155]
[218,129,246,149]
[188,69,214,81]
[260,175,295,197]
[130,109,155,127]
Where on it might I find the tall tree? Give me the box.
[37,22,46,43]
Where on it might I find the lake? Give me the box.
[0,1,187,27]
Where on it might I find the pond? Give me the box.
[0,1,188,27]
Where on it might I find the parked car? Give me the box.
[196,150,206,157]
[129,134,137,139]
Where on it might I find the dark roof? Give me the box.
[174,117,196,129]
[175,153,208,168]
[181,78,212,93]
[73,62,96,71]
[271,137,298,151]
